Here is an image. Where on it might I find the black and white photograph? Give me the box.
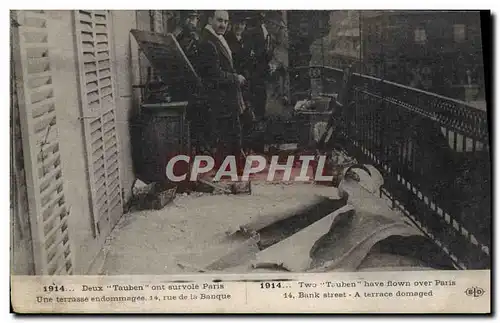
[9,8,492,314]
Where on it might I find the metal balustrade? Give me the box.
[292,66,491,269]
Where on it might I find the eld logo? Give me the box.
[465,286,485,298]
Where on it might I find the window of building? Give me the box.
[453,24,466,42]
[414,27,427,44]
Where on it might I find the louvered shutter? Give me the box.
[11,10,74,275]
[74,10,123,237]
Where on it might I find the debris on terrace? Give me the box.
[100,144,457,275]
[99,29,466,276]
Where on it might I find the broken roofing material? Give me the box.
[247,164,457,272]
[232,194,347,236]
[175,162,456,273]
[129,179,177,211]
[248,203,443,273]
[251,204,357,272]
[358,235,458,271]
[176,194,348,273]
[252,196,349,249]
[308,211,426,272]
[338,163,384,199]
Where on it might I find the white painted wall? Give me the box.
[110,10,140,202]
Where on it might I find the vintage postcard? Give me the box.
[10,9,491,314]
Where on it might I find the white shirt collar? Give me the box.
[205,24,218,38]
[261,24,269,39]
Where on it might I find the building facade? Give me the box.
[361,11,486,102]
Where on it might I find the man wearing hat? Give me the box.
[225,11,256,154]
[225,11,247,75]
[241,11,273,153]
[176,10,200,62]
[175,10,208,154]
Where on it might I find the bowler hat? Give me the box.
[242,11,266,27]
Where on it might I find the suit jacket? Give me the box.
[198,27,246,118]
[176,27,200,64]
[242,24,273,81]
[224,31,246,76]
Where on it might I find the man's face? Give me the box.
[234,21,246,35]
[186,16,199,29]
[210,10,229,35]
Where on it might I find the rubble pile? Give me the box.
[129,179,177,211]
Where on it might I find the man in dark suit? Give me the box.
[225,12,247,75]
[241,12,273,153]
[242,12,273,119]
[225,12,256,155]
[174,11,205,154]
[198,10,247,175]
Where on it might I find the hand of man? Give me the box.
[237,74,246,86]
[269,63,277,74]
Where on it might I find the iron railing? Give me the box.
[294,66,491,269]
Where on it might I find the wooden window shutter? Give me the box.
[73,10,123,238]
[11,10,74,275]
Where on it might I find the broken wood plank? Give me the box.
[226,194,325,236]
[240,195,346,234]
[229,181,252,195]
[257,196,349,249]
[251,204,355,272]
[129,183,176,211]
[197,178,232,194]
